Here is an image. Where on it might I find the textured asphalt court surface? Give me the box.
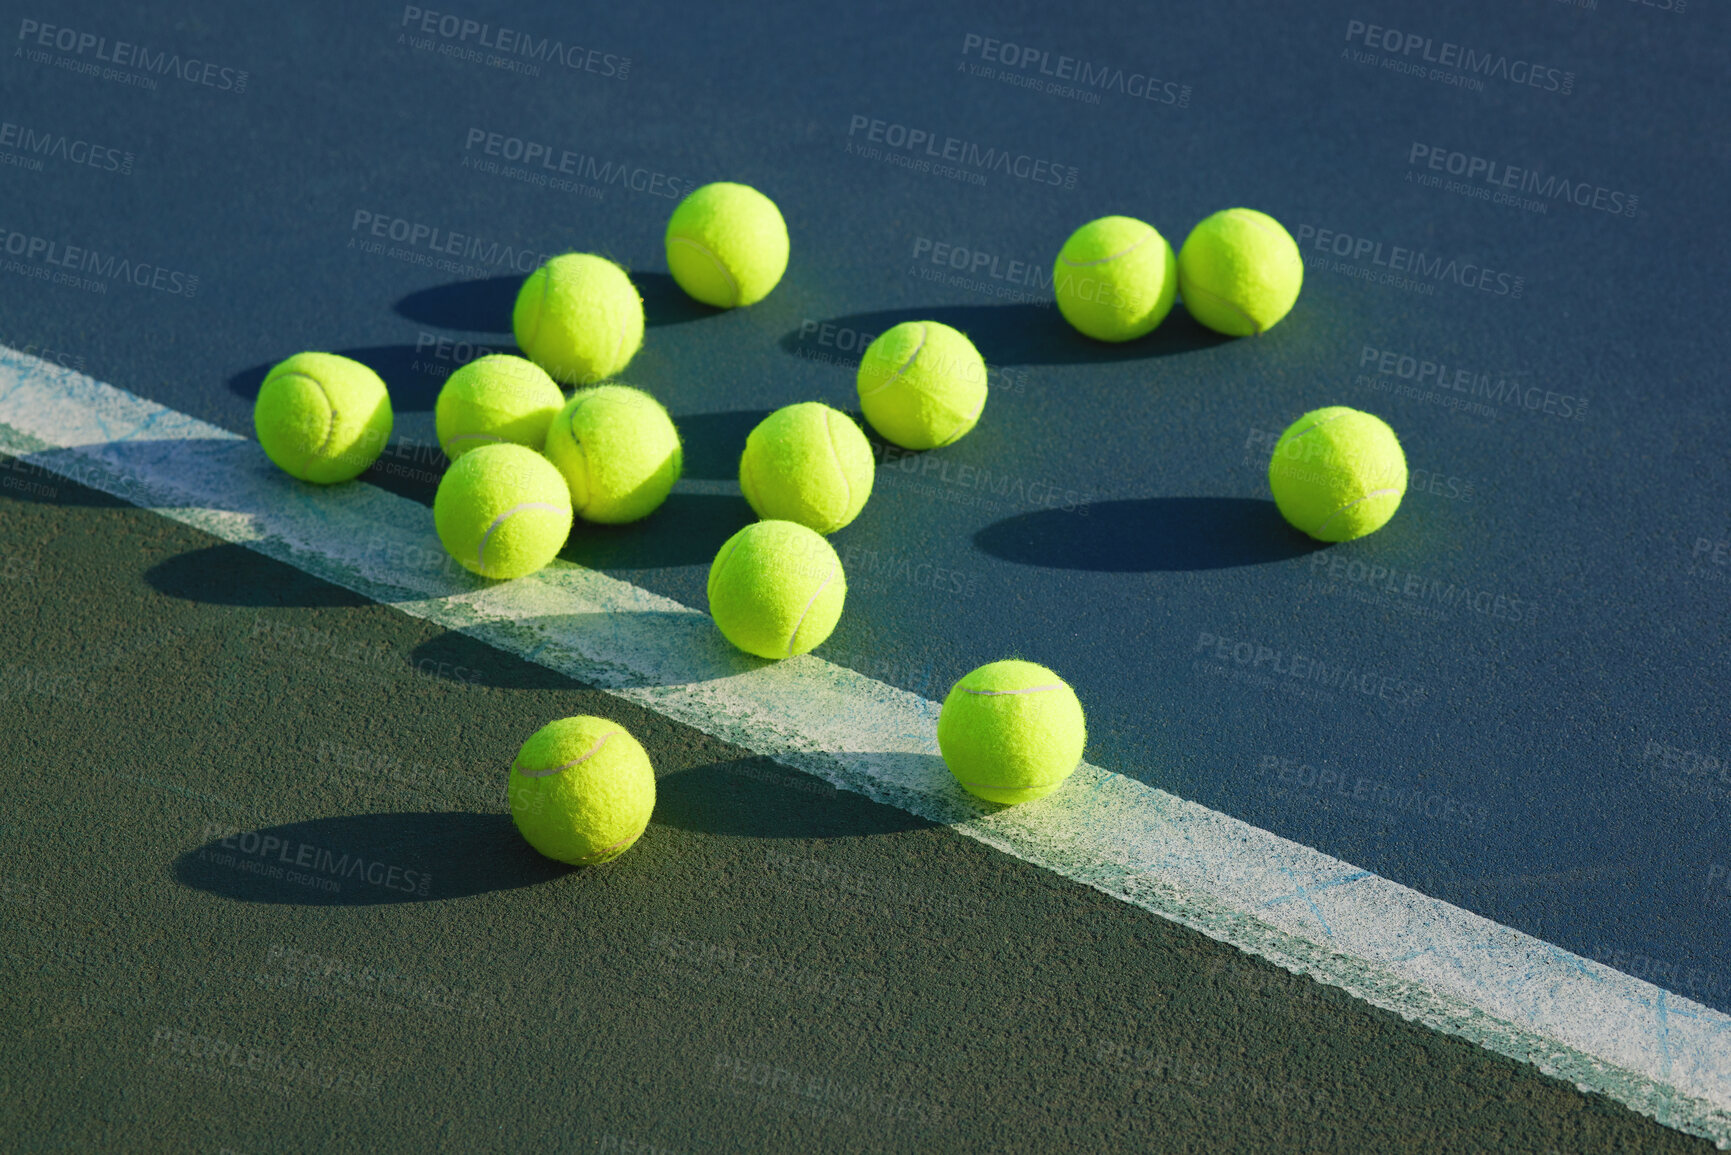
[0,469,1711,1154]
[2,0,1728,1150]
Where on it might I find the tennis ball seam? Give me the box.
[787,554,839,658]
[478,501,566,576]
[1280,411,1352,445]
[1058,231,1153,268]
[562,393,602,513]
[273,371,338,476]
[667,236,739,307]
[822,410,853,525]
[515,730,612,777]
[1229,210,1292,252]
[933,394,987,448]
[959,684,1066,696]
[1180,279,1262,334]
[577,829,642,863]
[1312,487,1404,538]
[858,323,927,400]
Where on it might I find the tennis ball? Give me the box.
[707,520,846,660]
[1268,407,1408,542]
[1053,216,1178,342]
[665,182,789,308]
[739,403,874,534]
[937,660,1087,805]
[253,352,393,484]
[1177,209,1303,337]
[856,321,987,450]
[543,384,682,524]
[434,354,565,462]
[513,253,644,385]
[433,442,573,579]
[508,715,656,866]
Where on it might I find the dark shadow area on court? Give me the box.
[636,271,719,328]
[561,493,754,570]
[975,498,1326,572]
[395,275,522,332]
[409,631,577,692]
[145,543,375,608]
[674,409,775,480]
[653,758,934,840]
[0,454,134,508]
[175,811,568,904]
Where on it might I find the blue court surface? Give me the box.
[2,0,1728,1150]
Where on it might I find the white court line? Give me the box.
[0,347,1726,1147]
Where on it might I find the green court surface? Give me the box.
[0,465,1708,1153]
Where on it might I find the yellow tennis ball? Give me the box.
[855,321,987,450]
[1052,216,1178,342]
[543,384,682,524]
[508,715,656,866]
[664,181,789,308]
[513,253,644,385]
[432,443,573,579]
[937,660,1087,805]
[1177,208,1303,336]
[253,352,393,484]
[434,354,566,462]
[739,402,875,534]
[707,520,846,660]
[1268,406,1408,542]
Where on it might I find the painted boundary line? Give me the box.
[0,348,1726,1146]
